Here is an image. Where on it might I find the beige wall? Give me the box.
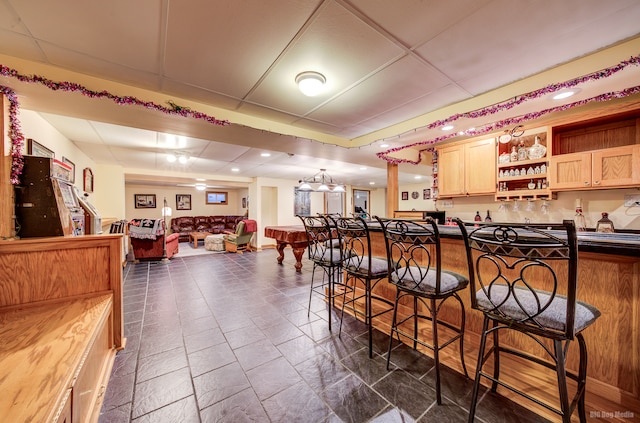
[124,184,248,222]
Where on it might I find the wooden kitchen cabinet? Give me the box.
[437,137,496,197]
[549,145,640,190]
[549,109,640,190]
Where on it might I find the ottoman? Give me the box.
[204,234,225,251]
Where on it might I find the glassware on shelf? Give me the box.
[527,135,547,159]
[512,199,521,212]
[517,141,528,161]
[498,201,508,213]
[510,146,518,162]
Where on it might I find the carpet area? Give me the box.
[174,241,225,257]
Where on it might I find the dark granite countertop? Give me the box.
[363,220,640,258]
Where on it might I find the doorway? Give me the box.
[353,189,369,218]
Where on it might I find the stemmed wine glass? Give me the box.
[498,201,508,213]
[540,200,550,215]
[526,198,535,212]
[512,199,521,212]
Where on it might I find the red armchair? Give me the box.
[129,219,179,261]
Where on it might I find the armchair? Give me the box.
[223,219,256,254]
[129,219,179,261]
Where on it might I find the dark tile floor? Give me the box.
[99,249,550,423]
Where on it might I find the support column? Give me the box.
[386,162,398,218]
[0,95,15,239]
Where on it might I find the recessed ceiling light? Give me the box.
[380,144,389,148]
[441,125,454,131]
[166,154,177,163]
[552,88,580,100]
[369,181,375,185]
[414,176,422,180]
[196,178,206,181]
[231,168,240,172]
[360,167,367,170]
[260,153,271,157]
[178,155,188,164]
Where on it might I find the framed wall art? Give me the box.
[401,191,408,201]
[135,194,156,209]
[176,194,191,210]
[62,157,75,183]
[83,168,94,193]
[423,188,431,200]
[27,138,54,158]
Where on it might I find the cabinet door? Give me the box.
[548,152,592,190]
[592,145,640,187]
[437,145,465,196]
[465,138,496,195]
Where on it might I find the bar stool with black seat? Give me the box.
[333,216,395,358]
[377,217,470,404]
[455,219,601,423]
[298,214,345,331]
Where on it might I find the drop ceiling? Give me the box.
[0,0,639,189]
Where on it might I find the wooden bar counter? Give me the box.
[356,223,639,421]
[0,235,124,423]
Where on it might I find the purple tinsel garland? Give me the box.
[0,64,230,185]
[377,54,640,165]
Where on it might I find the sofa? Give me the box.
[129,219,180,261]
[170,215,244,242]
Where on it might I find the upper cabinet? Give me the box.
[495,128,554,201]
[549,111,640,190]
[437,137,496,197]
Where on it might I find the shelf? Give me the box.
[498,173,547,182]
[495,189,556,201]
[497,157,548,169]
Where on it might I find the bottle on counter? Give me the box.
[574,207,587,232]
[474,211,482,226]
[484,210,492,222]
[596,212,615,233]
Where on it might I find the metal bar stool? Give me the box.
[456,219,601,423]
[377,217,470,404]
[333,216,395,358]
[298,214,345,332]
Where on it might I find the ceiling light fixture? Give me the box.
[295,71,326,97]
[298,168,345,192]
[552,88,581,100]
[195,183,206,191]
[167,152,189,163]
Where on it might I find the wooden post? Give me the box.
[386,162,398,218]
[0,95,16,239]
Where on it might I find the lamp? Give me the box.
[298,169,345,192]
[295,71,326,96]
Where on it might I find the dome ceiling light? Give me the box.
[295,71,326,97]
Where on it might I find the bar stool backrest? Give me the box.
[333,216,378,277]
[456,219,582,340]
[376,217,444,294]
[298,215,340,265]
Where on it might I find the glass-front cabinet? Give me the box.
[495,128,554,201]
